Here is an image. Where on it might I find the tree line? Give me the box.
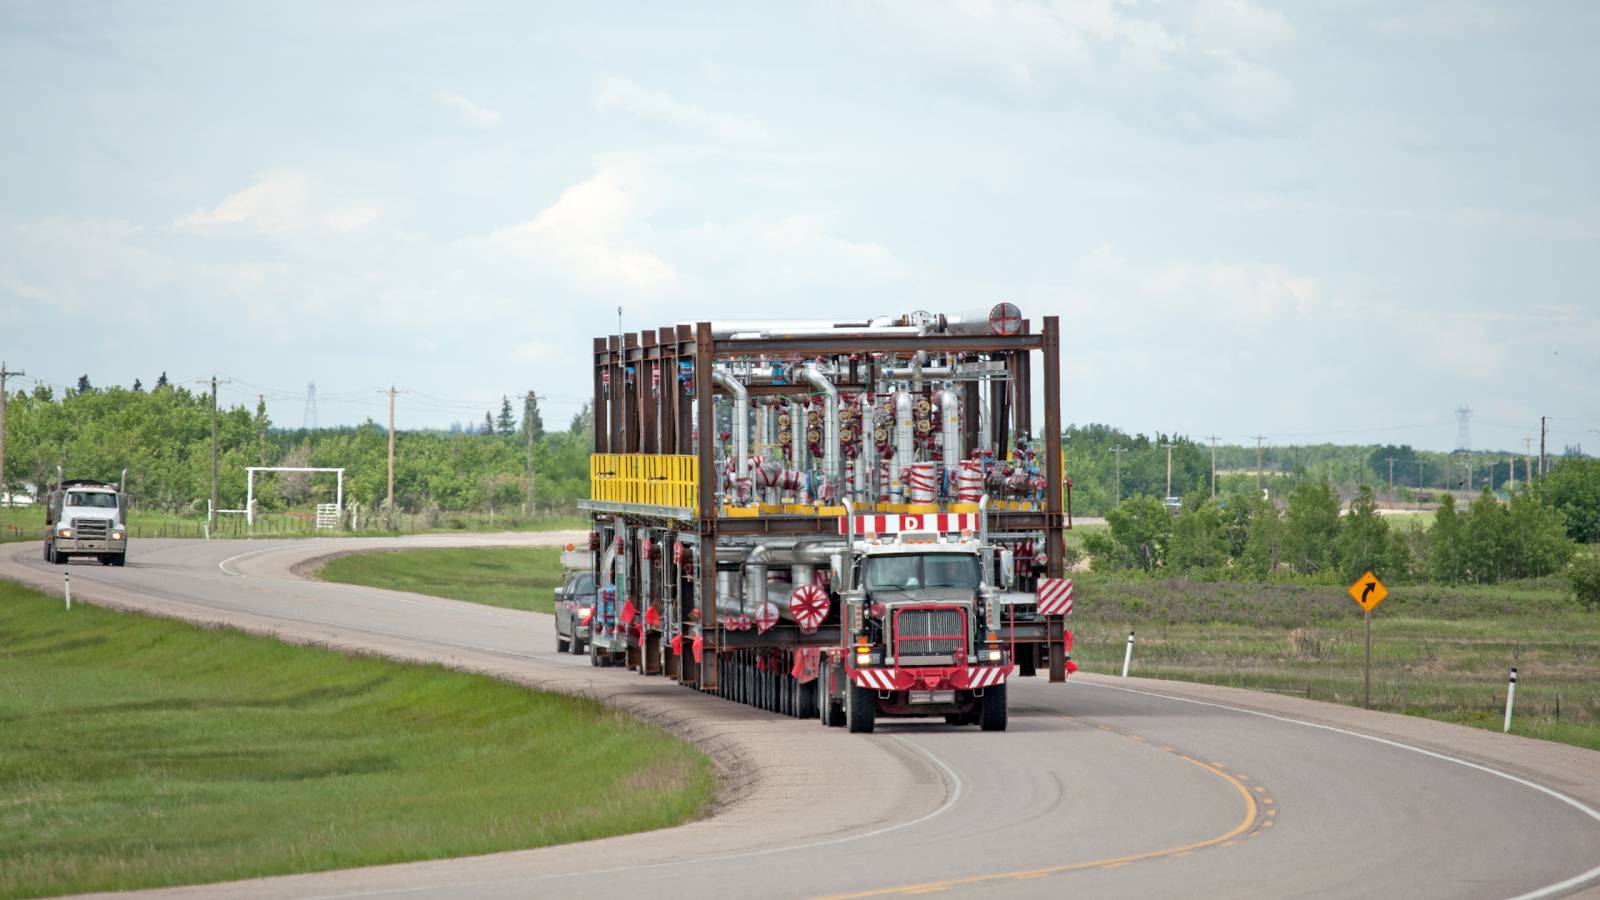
[1,381,595,516]
[1082,457,1599,593]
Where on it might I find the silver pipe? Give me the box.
[789,398,804,473]
[978,370,993,454]
[859,393,875,502]
[938,383,962,484]
[795,362,840,497]
[978,495,990,585]
[745,544,770,614]
[892,385,913,501]
[842,499,855,594]
[727,326,922,340]
[910,351,927,392]
[711,369,750,488]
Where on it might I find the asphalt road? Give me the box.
[3,537,1598,899]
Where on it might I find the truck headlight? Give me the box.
[112,531,125,541]
[57,528,72,538]
[984,649,1004,662]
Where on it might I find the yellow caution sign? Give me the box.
[1347,571,1388,612]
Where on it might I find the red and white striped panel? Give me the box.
[838,513,979,536]
[966,665,1013,689]
[1036,578,1074,616]
[850,667,898,690]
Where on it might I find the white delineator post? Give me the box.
[64,572,71,610]
[1121,630,1135,678]
[1503,667,1518,733]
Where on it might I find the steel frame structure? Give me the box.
[587,317,1069,693]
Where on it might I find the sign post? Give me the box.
[1347,570,1389,709]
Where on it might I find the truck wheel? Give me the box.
[111,553,126,567]
[847,682,877,734]
[570,631,586,655]
[44,543,54,564]
[979,683,1008,732]
[557,628,570,653]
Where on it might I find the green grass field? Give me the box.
[316,547,565,614]
[1069,574,1600,750]
[0,579,711,899]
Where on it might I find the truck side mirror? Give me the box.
[999,549,1016,589]
[830,552,845,590]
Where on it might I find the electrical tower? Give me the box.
[1454,406,1472,453]
[303,382,318,432]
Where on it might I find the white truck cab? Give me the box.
[45,477,129,566]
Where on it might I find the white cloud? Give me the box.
[682,214,905,288]
[176,171,311,234]
[858,0,1299,136]
[595,77,772,144]
[1077,243,1321,322]
[325,205,383,233]
[470,160,676,291]
[433,89,503,127]
[1375,2,1502,38]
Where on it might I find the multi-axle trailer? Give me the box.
[580,308,1074,732]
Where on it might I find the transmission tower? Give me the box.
[1454,406,1472,453]
[303,381,319,432]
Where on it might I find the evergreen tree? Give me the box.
[1282,478,1341,575]
[1429,493,1465,583]
[132,378,144,392]
[1167,493,1228,574]
[522,393,545,443]
[1239,495,1283,579]
[155,372,169,389]
[1335,485,1406,581]
[569,401,593,438]
[76,374,92,393]
[495,396,517,437]
[480,411,494,436]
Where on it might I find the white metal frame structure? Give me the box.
[246,467,345,530]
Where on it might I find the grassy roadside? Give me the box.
[0,505,588,544]
[1068,575,1600,750]
[0,579,711,899]
[316,547,565,615]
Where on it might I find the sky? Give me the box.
[2,0,1597,453]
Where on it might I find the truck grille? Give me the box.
[73,518,112,540]
[894,608,966,659]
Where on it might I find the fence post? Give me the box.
[1121,630,1135,678]
[1503,667,1517,733]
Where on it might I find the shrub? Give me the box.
[1570,553,1600,612]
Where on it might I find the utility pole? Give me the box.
[1252,435,1268,493]
[194,376,232,531]
[1540,416,1547,478]
[1386,456,1396,502]
[524,390,536,518]
[1110,445,1127,507]
[385,386,398,509]
[1206,434,1219,499]
[0,361,23,537]
[1161,442,1177,499]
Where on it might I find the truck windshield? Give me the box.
[66,492,118,509]
[864,555,978,591]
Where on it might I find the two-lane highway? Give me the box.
[3,537,1596,899]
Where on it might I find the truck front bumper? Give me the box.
[55,539,126,554]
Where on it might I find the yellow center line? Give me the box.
[817,718,1264,899]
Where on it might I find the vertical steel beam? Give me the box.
[694,322,719,691]
[1042,315,1066,683]
[623,333,640,452]
[640,330,659,454]
[592,338,609,452]
[658,327,677,454]
[608,336,624,451]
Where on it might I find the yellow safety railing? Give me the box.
[590,453,699,514]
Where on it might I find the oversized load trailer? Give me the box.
[579,309,1074,733]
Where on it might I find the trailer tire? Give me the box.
[846,683,876,734]
[978,683,1008,732]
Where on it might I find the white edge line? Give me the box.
[1080,681,1600,900]
[217,544,283,576]
[303,735,965,899]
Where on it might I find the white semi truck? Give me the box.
[44,473,130,566]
